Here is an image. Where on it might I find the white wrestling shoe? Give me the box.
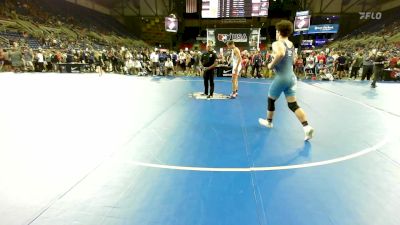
[303,125,314,141]
[258,118,273,128]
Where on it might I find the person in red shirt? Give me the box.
[389,56,398,69]
[388,53,399,80]
[316,51,326,64]
[294,57,304,76]
[241,53,250,78]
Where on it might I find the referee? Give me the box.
[201,43,218,99]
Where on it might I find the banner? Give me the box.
[296,11,309,16]
[202,0,269,18]
[315,39,328,46]
[165,17,178,32]
[308,24,339,34]
[214,28,252,49]
[301,40,313,46]
[186,0,197,13]
[294,24,339,35]
[294,15,311,32]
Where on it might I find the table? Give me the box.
[58,63,89,73]
[216,65,232,77]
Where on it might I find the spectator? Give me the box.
[350,52,363,79]
[150,49,159,75]
[87,51,95,72]
[133,57,142,75]
[315,59,326,75]
[294,56,304,76]
[336,52,347,79]
[193,51,202,76]
[389,52,399,69]
[2,49,11,71]
[45,51,53,72]
[94,50,104,73]
[332,51,339,74]
[326,53,335,74]
[304,53,315,76]
[251,50,262,78]
[22,46,34,71]
[9,46,24,72]
[34,49,44,72]
[241,53,250,78]
[0,48,4,71]
[164,57,174,76]
[344,52,352,76]
[361,51,374,81]
[178,49,186,72]
[316,51,326,64]
[158,50,168,76]
[111,51,122,73]
[171,51,178,72]
[123,53,134,74]
[185,51,192,75]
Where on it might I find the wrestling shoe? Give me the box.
[304,125,314,141]
[258,118,273,128]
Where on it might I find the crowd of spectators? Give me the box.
[297,19,400,81]
[296,48,399,81]
[1,40,399,83]
[0,43,264,77]
[0,0,399,82]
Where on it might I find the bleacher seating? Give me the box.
[338,6,400,40]
[328,6,400,50]
[0,0,149,50]
[35,0,135,38]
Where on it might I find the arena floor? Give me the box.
[1,73,400,225]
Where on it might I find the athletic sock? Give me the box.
[302,121,309,127]
[267,119,272,123]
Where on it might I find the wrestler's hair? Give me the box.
[276,20,293,37]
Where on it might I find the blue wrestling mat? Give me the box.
[0,73,399,225]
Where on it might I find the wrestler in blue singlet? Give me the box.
[268,41,297,99]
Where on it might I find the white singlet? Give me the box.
[231,48,242,74]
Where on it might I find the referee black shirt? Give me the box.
[201,50,217,68]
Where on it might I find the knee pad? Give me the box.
[288,102,300,112]
[268,97,276,111]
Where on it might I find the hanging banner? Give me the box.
[294,24,340,36]
[214,28,252,49]
[301,40,314,46]
[294,15,311,32]
[165,17,178,32]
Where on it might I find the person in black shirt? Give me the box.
[251,50,262,79]
[201,43,218,98]
[158,51,167,75]
[336,52,346,79]
[371,51,386,88]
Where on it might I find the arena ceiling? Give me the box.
[297,0,400,15]
[90,0,173,16]
[93,0,128,8]
[69,0,400,17]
